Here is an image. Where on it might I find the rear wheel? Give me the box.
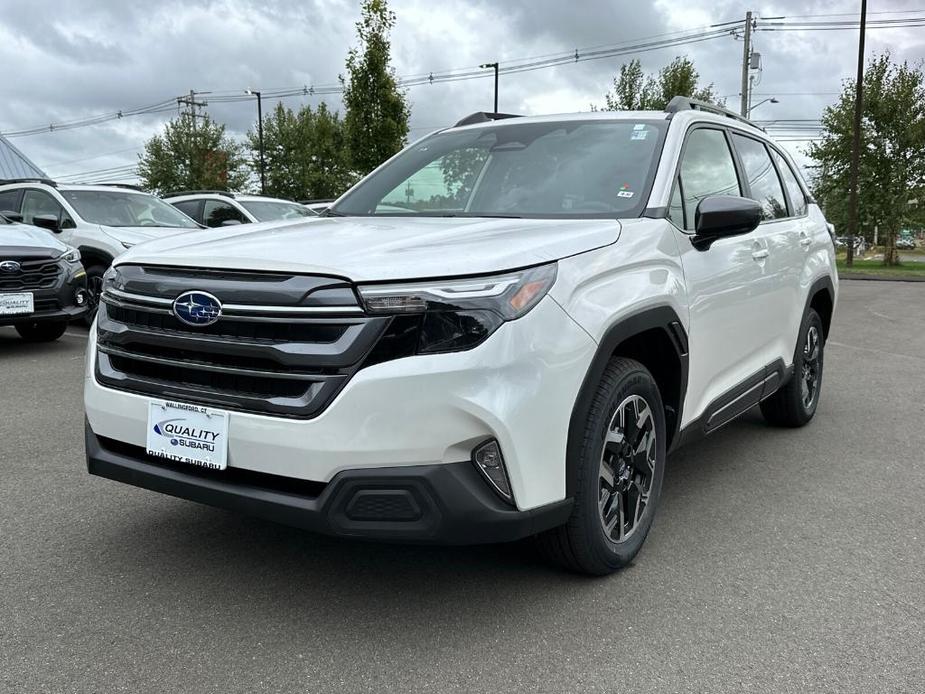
[15,321,68,342]
[537,357,666,575]
[82,264,106,327]
[760,308,824,427]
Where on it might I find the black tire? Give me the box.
[760,308,824,428]
[15,321,68,342]
[537,357,667,575]
[83,264,107,327]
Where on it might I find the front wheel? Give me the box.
[15,321,68,342]
[760,308,825,427]
[82,264,106,327]
[537,357,666,575]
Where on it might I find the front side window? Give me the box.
[771,150,808,216]
[678,128,741,231]
[238,200,316,222]
[732,134,787,220]
[0,188,22,215]
[171,199,202,223]
[332,120,665,219]
[21,189,74,228]
[203,200,247,227]
[60,190,199,229]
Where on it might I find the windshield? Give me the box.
[331,120,665,219]
[61,190,200,229]
[239,200,317,222]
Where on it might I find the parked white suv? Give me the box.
[0,180,201,323]
[163,191,317,227]
[84,99,837,574]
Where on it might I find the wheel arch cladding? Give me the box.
[77,247,114,269]
[807,276,835,341]
[566,306,688,498]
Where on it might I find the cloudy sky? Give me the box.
[1,0,923,185]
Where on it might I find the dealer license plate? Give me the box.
[0,292,34,316]
[146,400,229,470]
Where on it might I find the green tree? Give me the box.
[341,0,410,176]
[809,54,925,265]
[601,57,722,111]
[138,113,248,195]
[248,102,355,200]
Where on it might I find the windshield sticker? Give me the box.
[617,191,635,199]
[631,130,648,141]
[633,123,646,130]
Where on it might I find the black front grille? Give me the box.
[94,266,400,418]
[0,258,61,291]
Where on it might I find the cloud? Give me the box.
[0,0,919,181]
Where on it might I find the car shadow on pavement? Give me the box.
[87,409,777,618]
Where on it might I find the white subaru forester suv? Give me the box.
[84,98,837,575]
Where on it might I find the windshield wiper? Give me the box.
[437,213,523,219]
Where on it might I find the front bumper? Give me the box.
[86,424,572,544]
[0,264,87,326]
[85,296,597,511]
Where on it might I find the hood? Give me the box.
[117,216,622,281]
[100,225,200,248]
[0,222,68,255]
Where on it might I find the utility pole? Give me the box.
[245,90,265,194]
[846,0,867,267]
[480,62,499,113]
[739,11,753,117]
[177,90,208,186]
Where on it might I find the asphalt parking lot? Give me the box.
[2,279,924,694]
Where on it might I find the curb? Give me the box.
[839,273,925,283]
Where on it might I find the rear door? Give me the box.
[728,131,800,371]
[669,126,777,430]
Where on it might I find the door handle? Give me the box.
[751,249,770,261]
[800,233,812,248]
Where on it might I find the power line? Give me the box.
[1,23,742,139]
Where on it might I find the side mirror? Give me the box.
[31,214,62,233]
[220,219,243,227]
[1,210,23,223]
[693,196,761,249]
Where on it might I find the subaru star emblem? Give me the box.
[0,260,21,273]
[172,291,222,327]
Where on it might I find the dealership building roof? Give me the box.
[0,135,46,180]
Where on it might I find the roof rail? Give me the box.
[162,190,235,199]
[80,182,146,192]
[453,112,522,128]
[665,96,764,130]
[0,177,57,187]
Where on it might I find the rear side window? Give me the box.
[771,150,808,216]
[678,128,741,231]
[203,200,247,227]
[731,134,787,220]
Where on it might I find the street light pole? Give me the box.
[480,62,499,113]
[246,89,265,194]
[746,96,779,116]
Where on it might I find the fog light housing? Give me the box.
[472,439,513,504]
[75,289,88,307]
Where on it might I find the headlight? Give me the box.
[358,263,557,354]
[59,248,81,264]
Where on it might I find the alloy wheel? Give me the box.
[801,325,821,410]
[598,394,657,543]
